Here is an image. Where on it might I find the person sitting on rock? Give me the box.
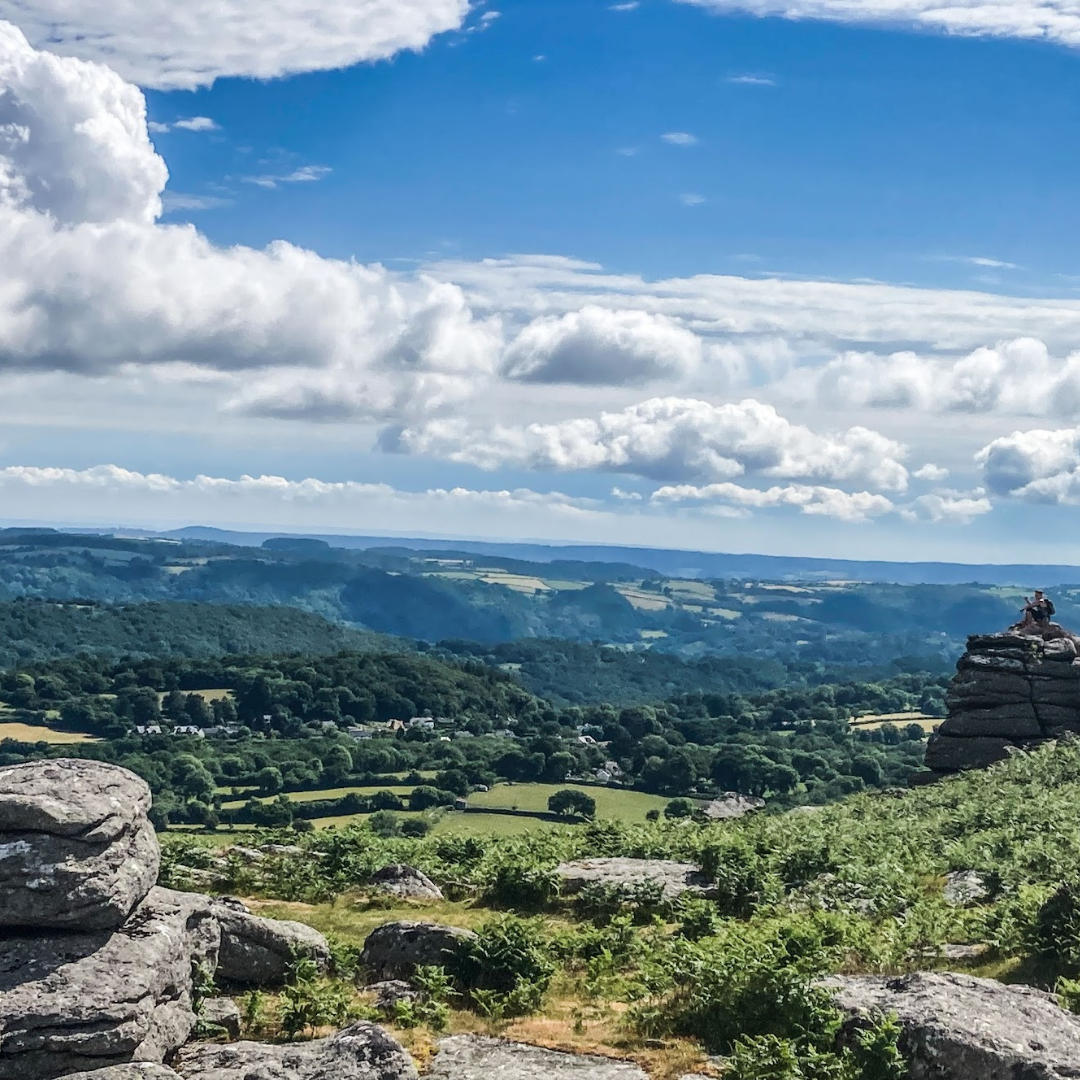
[1020,590,1055,629]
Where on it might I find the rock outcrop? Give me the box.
[426,1036,648,1079]
[829,970,1080,1079]
[556,858,716,901]
[66,1068,181,1080]
[370,864,444,901]
[927,633,1080,774]
[0,887,219,1080]
[174,1022,418,1079]
[210,897,331,988]
[359,921,477,983]
[702,793,765,821]
[0,758,160,930]
[199,998,242,1041]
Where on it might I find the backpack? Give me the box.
[1046,599,1056,616]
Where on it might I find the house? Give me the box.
[494,729,517,739]
[578,735,597,746]
[135,724,162,736]
[408,717,436,731]
[201,724,240,738]
[386,719,405,733]
[347,727,375,741]
[172,725,204,738]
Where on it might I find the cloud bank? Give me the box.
[0,0,470,89]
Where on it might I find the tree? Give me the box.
[548,789,596,819]
[254,766,284,796]
[665,798,694,819]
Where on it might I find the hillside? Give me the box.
[0,600,382,668]
[157,740,1080,1077]
[0,528,1065,669]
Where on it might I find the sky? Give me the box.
[4,0,1080,561]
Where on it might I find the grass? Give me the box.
[0,721,98,744]
[158,687,234,703]
[466,782,670,820]
[852,711,939,731]
[220,782,415,810]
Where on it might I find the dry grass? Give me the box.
[851,712,939,732]
[0,722,98,744]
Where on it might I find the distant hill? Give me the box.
[0,600,384,668]
[140,527,1080,586]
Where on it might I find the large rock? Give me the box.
[930,633,1080,775]
[210,897,330,989]
[66,1068,181,1080]
[702,793,766,821]
[174,1021,418,1080]
[426,1036,648,1079]
[0,887,219,1080]
[557,858,716,901]
[359,921,477,983]
[0,758,159,930]
[199,997,241,1040]
[925,734,1018,773]
[829,971,1080,1079]
[370,864,444,901]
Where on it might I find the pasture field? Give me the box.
[159,687,234,703]
[851,711,939,732]
[0,722,98,744]
[466,782,671,820]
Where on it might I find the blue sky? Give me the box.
[153,2,1080,290]
[4,0,1080,561]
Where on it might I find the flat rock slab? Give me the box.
[0,887,219,1080]
[0,758,159,930]
[427,1036,648,1080]
[211,897,330,988]
[557,858,715,900]
[175,1021,418,1080]
[829,971,1080,1080]
[359,921,477,983]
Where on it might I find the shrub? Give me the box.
[481,861,559,911]
[451,917,556,1016]
[665,798,694,819]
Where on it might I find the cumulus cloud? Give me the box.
[501,307,703,385]
[651,481,896,522]
[976,426,1080,503]
[393,396,911,490]
[242,165,332,189]
[2,0,469,89]
[0,23,499,421]
[913,463,949,482]
[785,338,1080,418]
[675,0,1080,50]
[900,491,993,524]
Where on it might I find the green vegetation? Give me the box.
[158,742,1080,1078]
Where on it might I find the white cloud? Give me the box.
[976,426,1080,503]
[393,396,911,490]
[900,491,993,523]
[674,0,1080,50]
[501,307,703,385]
[172,117,220,132]
[680,192,706,206]
[0,24,499,421]
[2,0,470,89]
[913,463,949,482]
[651,481,896,523]
[243,165,332,189]
[662,131,699,146]
[0,464,610,532]
[726,73,776,85]
[937,254,1021,270]
[784,338,1080,419]
[610,2,641,9]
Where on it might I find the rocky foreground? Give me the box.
[927,632,1080,774]
[8,758,1080,1078]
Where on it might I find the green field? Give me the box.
[465,782,671,820]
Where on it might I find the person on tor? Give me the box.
[1021,590,1055,628]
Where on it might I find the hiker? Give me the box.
[1020,590,1055,629]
